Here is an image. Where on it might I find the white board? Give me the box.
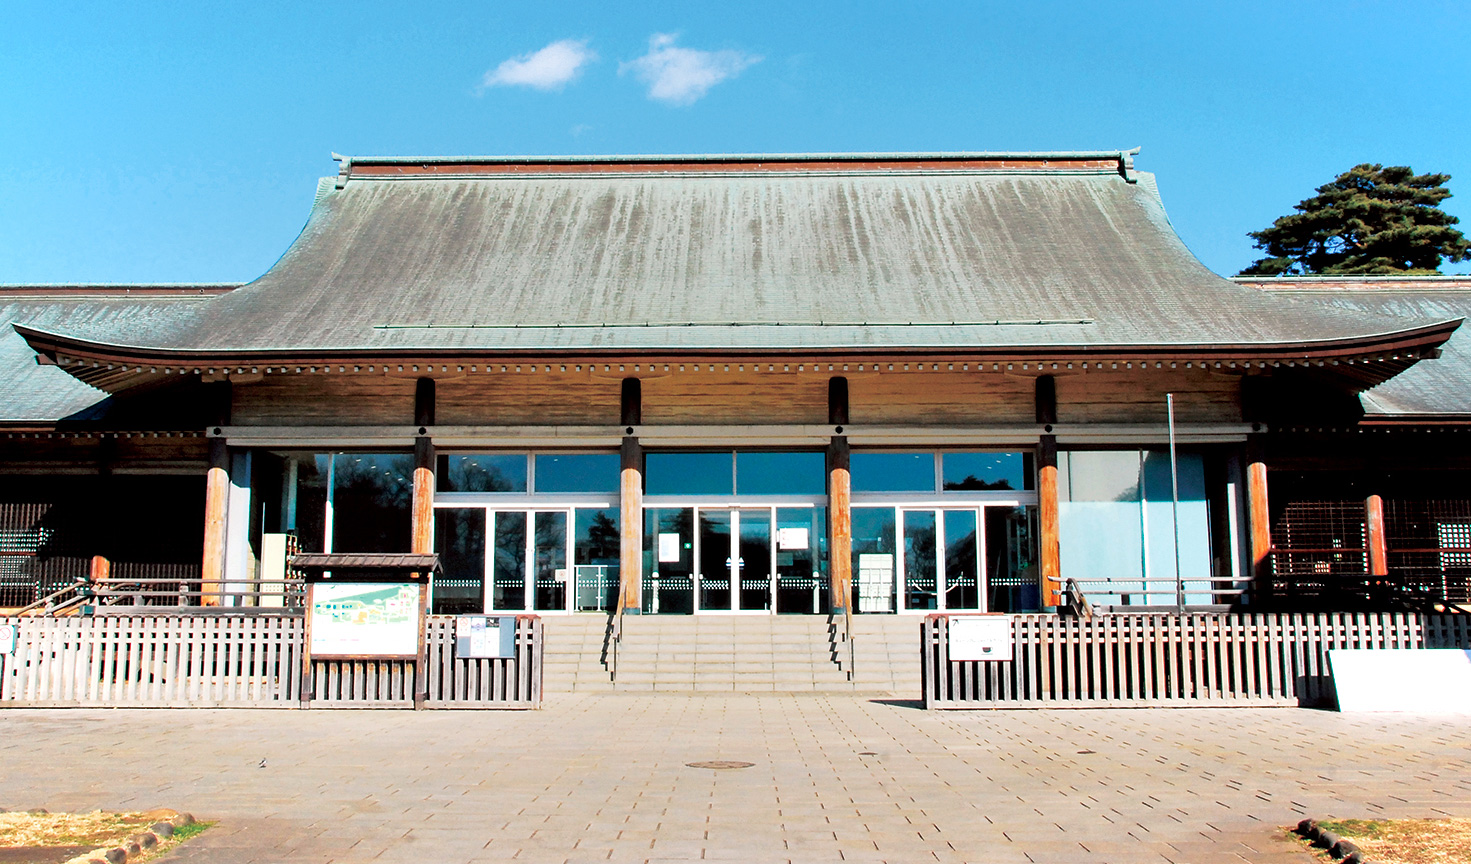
[658,532,681,563]
[949,616,1013,661]
[857,553,893,613]
[455,616,516,659]
[1329,649,1471,713]
[309,583,421,658]
[0,624,14,655]
[777,527,809,550]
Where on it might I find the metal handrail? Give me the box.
[1064,578,1095,619]
[89,577,306,608]
[604,577,629,682]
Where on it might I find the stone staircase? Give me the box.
[540,614,919,694]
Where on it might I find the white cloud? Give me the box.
[483,39,595,91]
[620,34,761,105]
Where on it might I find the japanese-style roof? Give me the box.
[12,152,1461,391]
[1238,277,1471,421]
[0,286,235,424]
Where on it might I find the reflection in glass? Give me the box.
[904,510,938,611]
[491,511,527,610]
[643,508,694,614]
[574,508,620,612]
[943,509,981,610]
[437,454,528,493]
[698,510,733,611]
[645,452,733,496]
[987,506,1040,612]
[735,451,826,495]
[331,454,413,553]
[942,452,1034,492]
[738,510,772,611]
[293,454,329,553]
[535,454,619,493]
[434,508,485,614]
[851,453,936,493]
[533,511,567,611]
[851,507,897,613]
[775,507,827,614]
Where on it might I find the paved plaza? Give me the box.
[1,696,1468,863]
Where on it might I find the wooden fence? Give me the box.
[0,614,542,709]
[922,612,1471,709]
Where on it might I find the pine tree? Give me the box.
[1239,164,1469,276]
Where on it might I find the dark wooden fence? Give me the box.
[0,614,542,709]
[922,612,1471,709]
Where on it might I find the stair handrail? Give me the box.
[14,578,90,617]
[1064,577,1095,619]
[605,576,629,682]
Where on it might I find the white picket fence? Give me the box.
[922,612,1471,709]
[0,614,543,709]
[0,615,303,707]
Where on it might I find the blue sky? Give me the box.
[3,0,1468,283]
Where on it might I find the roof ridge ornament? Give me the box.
[332,152,351,189]
[1119,148,1140,183]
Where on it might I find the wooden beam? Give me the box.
[414,377,436,427]
[1037,435,1061,607]
[89,555,110,583]
[200,437,229,607]
[620,377,642,427]
[411,436,435,555]
[828,377,849,427]
[828,436,852,612]
[1035,374,1057,426]
[619,436,643,612]
[1366,494,1388,577]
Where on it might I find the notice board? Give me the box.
[308,582,422,659]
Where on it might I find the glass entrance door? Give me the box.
[650,505,827,614]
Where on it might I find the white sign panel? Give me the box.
[658,532,682,563]
[1330,649,1471,713]
[857,554,894,613]
[949,616,1013,662]
[456,616,516,659]
[309,583,421,658]
[777,527,809,551]
[0,624,14,655]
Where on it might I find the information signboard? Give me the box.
[948,615,1013,662]
[308,582,421,658]
[455,616,517,659]
[0,624,14,655]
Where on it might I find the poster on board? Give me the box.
[948,616,1013,662]
[309,582,421,658]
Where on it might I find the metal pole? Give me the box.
[1167,393,1183,611]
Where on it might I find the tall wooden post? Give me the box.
[1247,445,1272,604]
[201,437,230,607]
[411,378,436,556]
[1366,494,1388,577]
[1037,435,1061,608]
[619,378,643,613]
[199,381,232,607]
[828,438,852,612]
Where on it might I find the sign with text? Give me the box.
[0,624,14,655]
[455,616,517,659]
[308,582,421,658]
[948,615,1013,662]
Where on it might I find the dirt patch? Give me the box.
[1301,818,1471,864]
[0,811,210,864]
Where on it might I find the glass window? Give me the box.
[291,454,329,553]
[645,452,733,496]
[574,508,620,612]
[437,454,527,493]
[942,452,1034,492]
[434,508,485,614]
[491,511,527,610]
[736,451,826,495]
[851,453,936,493]
[534,453,619,493]
[851,507,898,612]
[331,454,413,553]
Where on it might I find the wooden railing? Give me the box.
[921,612,1471,709]
[0,613,542,709]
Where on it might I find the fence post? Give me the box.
[1365,495,1388,578]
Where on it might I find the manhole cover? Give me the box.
[686,760,755,770]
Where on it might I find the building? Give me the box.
[3,151,1470,626]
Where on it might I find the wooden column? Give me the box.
[201,437,230,607]
[1366,494,1388,577]
[828,436,852,612]
[1037,435,1061,608]
[1247,454,1272,601]
[411,377,436,556]
[619,377,643,612]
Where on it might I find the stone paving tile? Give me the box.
[2,697,1470,862]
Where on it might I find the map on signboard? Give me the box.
[309,583,420,657]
